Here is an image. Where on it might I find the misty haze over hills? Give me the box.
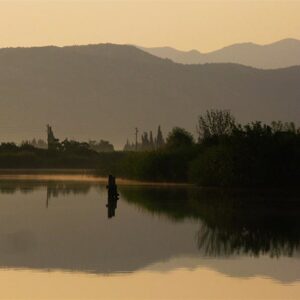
[140,39,300,69]
[0,43,299,148]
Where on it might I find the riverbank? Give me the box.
[0,168,94,175]
[0,169,191,186]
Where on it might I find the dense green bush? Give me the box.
[190,121,300,187]
[115,150,196,182]
[0,111,300,187]
[189,144,235,186]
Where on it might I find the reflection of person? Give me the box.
[106,175,119,218]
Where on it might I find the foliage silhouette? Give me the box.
[0,111,299,187]
[166,127,195,150]
[120,186,300,257]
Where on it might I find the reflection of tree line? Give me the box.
[0,180,118,218]
[1,182,299,257]
[45,182,94,208]
[0,181,93,197]
[120,187,300,257]
[197,216,299,258]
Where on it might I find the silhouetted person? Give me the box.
[106,175,119,218]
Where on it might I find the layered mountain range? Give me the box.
[0,43,299,147]
[140,39,300,69]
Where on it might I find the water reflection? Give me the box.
[0,180,92,196]
[0,179,299,283]
[120,187,300,257]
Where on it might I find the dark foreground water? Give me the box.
[0,179,300,299]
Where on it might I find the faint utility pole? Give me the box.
[135,127,139,151]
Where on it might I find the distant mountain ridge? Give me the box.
[140,39,300,69]
[0,43,299,148]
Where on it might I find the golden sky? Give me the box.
[1,265,300,299]
[0,1,299,52]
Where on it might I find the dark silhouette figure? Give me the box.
[106,175,119,218]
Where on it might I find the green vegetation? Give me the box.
[190,112,300,187]
[112,110,300,187]
[0,110,299,187]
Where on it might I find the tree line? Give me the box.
[123,125,165,151]
[0,109,299,187]
[19,125,115,153]
[96,109,300,187]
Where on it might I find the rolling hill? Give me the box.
[140,39,300,69]
[0,43,299,148]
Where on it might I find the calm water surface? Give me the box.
[0,179,300,299]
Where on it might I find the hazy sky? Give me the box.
[0,1,299,52]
